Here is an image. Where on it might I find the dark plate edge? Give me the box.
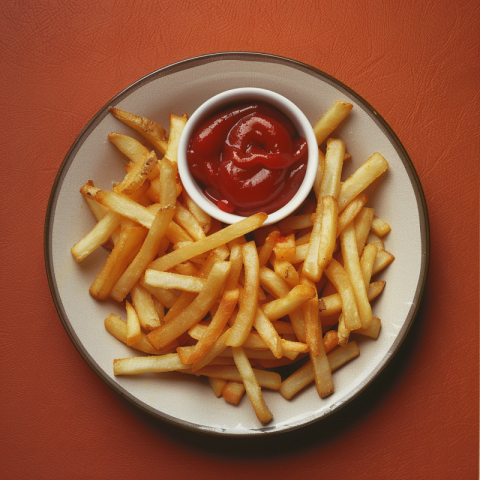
[44,51,430,437]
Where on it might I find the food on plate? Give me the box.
[187,102,308,215]
[72,98,394,423]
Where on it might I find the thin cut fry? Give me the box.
[125,300,142,346]
[227,242,260,347]
[313,101,353,145]
[232,346,273,423]
[148,213,268,272]
[113,354,190,375]
[338,153,389,212]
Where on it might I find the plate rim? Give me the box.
[44,51,430,436]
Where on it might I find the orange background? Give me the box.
[1,1,478,478]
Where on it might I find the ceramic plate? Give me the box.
[45,52,429,436]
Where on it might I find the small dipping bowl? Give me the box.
[177,87,318,226]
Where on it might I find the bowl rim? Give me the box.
[177,87,319,225]
[44,51,430,437]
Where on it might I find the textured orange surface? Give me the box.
[1,1,478,478]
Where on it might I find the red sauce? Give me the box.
[187,102,308,216]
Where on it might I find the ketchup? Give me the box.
[187,102,308,216]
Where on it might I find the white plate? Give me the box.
[45,53,429,436]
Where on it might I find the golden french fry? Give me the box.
[149,213,268,272]
[108,132,150,162]
[372,248,395,276]
[366,231,385,250]
[313,101,353,146]
[353,316,381,339]
[317,195,338,270]
[301,277,321,356]
[340,221,372,329]
[324,258,361,330]
[108,107,168,154]
[113,150,158,196]
[224,244,244,291]
[208,377,228,398]
[227,242,260,347]
[273,259,300,287]
[313,149,325,199]
[302,198,323,281]
[193,364,281,391]
[279,341,359,399]
[319,138,345,199]
[336,193,369,238]
[164,114,187,164]
[131,282,161,331]
[360,243,378,289]
[104,314,178,355]
[174,201,206,241]
[183,289,239,365]
[223,381,246,405]
[232,346,273,423]
[110,204,175,302]
[319,280,385,316]
[262,284,316,320]
[337,313,350,346]
[113,354,190,375]
[338,153,389,212]
[147,261,231,350]
[182,189,212,234]
[354,207,374,253]
[273,234,296,261]
[253,308,283,359]
[258,230,280,268]
[125,300,142,346]
[371,215,391,236]
[144,270,205,293]
[89,225,147,299]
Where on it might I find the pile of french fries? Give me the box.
[72,100,394,424]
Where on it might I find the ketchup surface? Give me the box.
[187,102,308,216]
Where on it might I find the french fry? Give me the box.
[301,277,321,356]
[337,153,389,212]
[148,213,268,272]
[353,316,381,339]
[144,270,205,293]
[302,197,323,281]
[108,107,168,154]
[209,377,228,398]
[273,259,300,287]
[174,201,206,241]
[181,289,239,365]
[182,189,212,234]
[324,258,361,330]
[223,381,246,405]
[279,341,359,399]
[336,193,368,238]
[109,204,176,302]
[262,284,316,321]
[104,314,178,355]
[253,308,283,359]
[258,230,280,268]
[190,329,231,372]
[366,231,385,250]
[113,354,190,375]
[313,149,325,199]
[131,282,161,331]
[372,248,395,276]
[273,234,296,261]
[318,138,345,199]
[317,195,338,271]
[193,364,281,391]
[340,221,372,329]
[371,215,391,236]
[108,132,150,162]
[125,300,142,346]
[227,242,260,347]
[313,101,353,146]
[89,225,147,299]
[113,150,158,196]
[164,114,187,164]
[360,243,378,289]
[319,280,386,316]
[224,244,244,291]
[147,261,231,350]
[232,346,273,423]
[354,207,374,254]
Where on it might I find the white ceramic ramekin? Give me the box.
[177,87,318,226]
